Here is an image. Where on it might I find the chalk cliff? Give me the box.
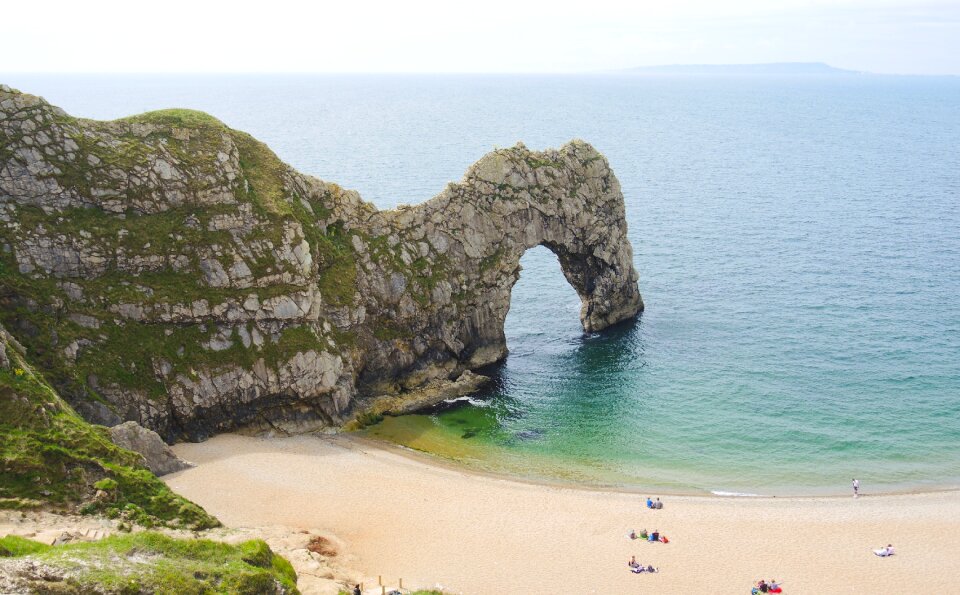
[0,84,643,440]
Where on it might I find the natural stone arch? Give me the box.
[365,140,644,384]
[0,85,643,435]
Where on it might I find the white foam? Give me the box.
[711,490,765,497]
[442,396,491,407]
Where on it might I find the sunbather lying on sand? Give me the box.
[874,544,895,557]
[630,564,658,574]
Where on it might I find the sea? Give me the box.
[5,73,959,496]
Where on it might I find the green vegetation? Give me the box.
[478,247,505,274]
[0,535,52,557]
[0,531,299,594]
[120,108,229,130]
[313,222,359,307]
[0,339,218,529]
[232,129,292,216]
[372,318,412,342]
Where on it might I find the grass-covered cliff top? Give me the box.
[0,532,298,594]
[0,328,218,530]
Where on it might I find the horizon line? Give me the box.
[1,66,958,77]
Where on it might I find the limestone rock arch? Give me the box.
[0,84,643,434]
[362,140,644,388]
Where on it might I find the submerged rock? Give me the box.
[513,429,545,441]
[0,85,643,440]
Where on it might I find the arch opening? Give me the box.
[504,245,583,354]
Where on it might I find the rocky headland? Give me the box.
[0,83,642,442]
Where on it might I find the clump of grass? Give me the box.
[1,531,299,594]
[0,535,51,557]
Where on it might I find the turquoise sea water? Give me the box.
[6,74,959,495]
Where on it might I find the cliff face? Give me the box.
[0,84,643,440]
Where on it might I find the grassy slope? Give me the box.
[0,533,298,594]
[0,331,217,530]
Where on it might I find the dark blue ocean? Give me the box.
[6,73,959,495]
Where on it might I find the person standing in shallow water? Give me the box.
[853,478,860,498]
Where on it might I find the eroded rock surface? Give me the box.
[0,84,643,440]
[108,421,194,476]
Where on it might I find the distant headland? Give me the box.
[623,62,861,75]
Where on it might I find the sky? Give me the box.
[3,0,958,75]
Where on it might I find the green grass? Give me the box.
[0,339,218,529]
[232,129,291,216]
[120,108,229,130]
[0,535,52,557]
[308,221,358,307]
[0,531,299,594]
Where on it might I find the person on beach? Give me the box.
[649,530,660,542]
[639,529,648,539]
[768,579,782,593]
[874,543,895,557]
[852,478,860,498]
[655,497,663,509]
[629,555,638,568]
[352,585,361,595]
[646,497,653,508]
[629,529,637,540]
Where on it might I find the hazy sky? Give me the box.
[3,0,958,74]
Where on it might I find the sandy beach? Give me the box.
[166,434,960,594]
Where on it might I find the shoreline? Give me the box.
[166,432,960,594]
[348,432,960,500]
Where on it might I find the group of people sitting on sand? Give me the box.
[627,556,658,574]
[625,496,667,575]
[751,579,783,593]
[628,528,669,543]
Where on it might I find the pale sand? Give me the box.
[166,433,960,594]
